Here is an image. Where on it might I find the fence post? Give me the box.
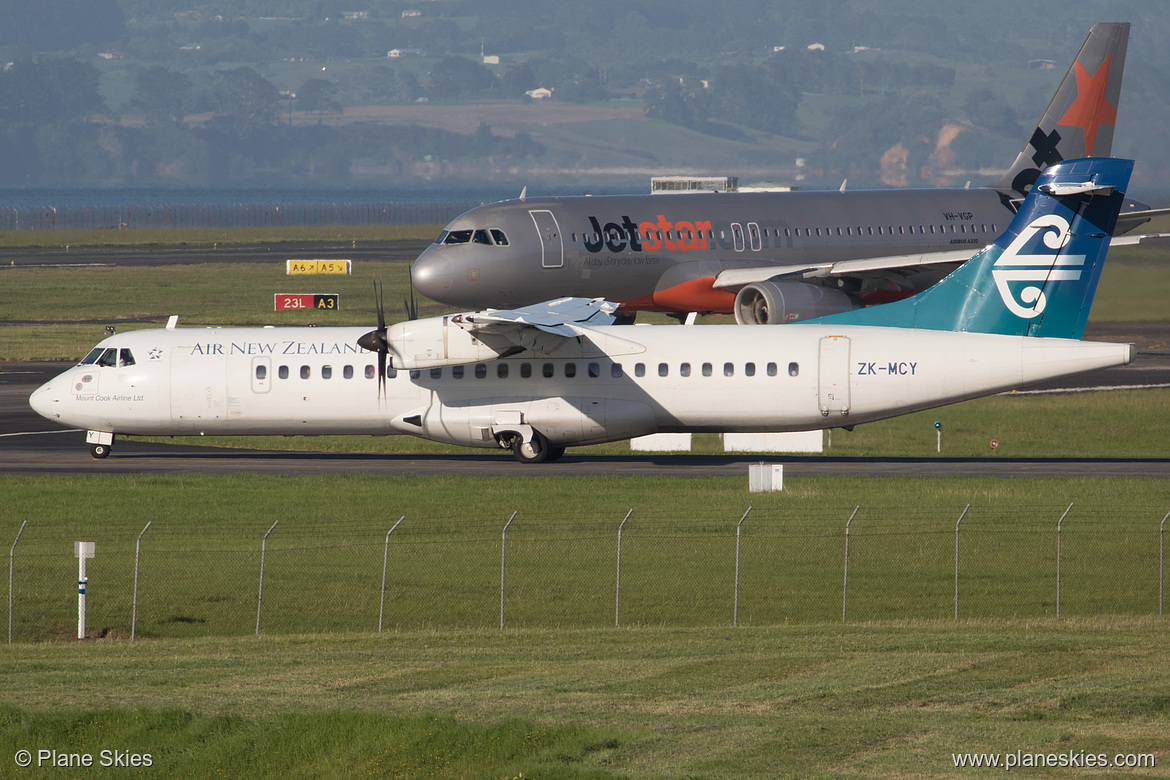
[378,516,405,633]
[500,512,516,630]
[9,520,27,644]
[954,504,969,621]
[615,510,632,627]
[842,506,859,624]
[256,520,279,635]
[131,520,152,641]
[1056,503,1073,618]
[733,506,752,627]
[1161,510,1169,616]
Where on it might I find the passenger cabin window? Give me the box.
[543,363,554,378]
[255,364,267,380]
[343,365,354,379]
[453,365,465,379]
[634,363,645,378]
[789,362,800,377]
[322,365,332,379]
[280,365,290,379]
[767,362,778,377]
[745,362,755,377]
[520,363,532,378]
[364,365,374,379]
[564,363,576,378]
[588,362,600,378]
[475,364,487,379]
[680,362,691,377]
[431,368,442,379]
[724,362,734,377]
[497,364,508,379]
[702,363,712,377]
[300,366,310,379]
[657,363,668,377]
[611,364,623,378]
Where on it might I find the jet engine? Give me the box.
[733,280,858,325]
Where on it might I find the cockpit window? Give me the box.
[441,228,508,246]
[96,348,118,367]
[119,349,135,367]
[79,348,104,365]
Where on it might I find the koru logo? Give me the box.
[991,215,1084,319]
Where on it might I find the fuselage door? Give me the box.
[529,209,564,269]
[818,336,851,416]
[251,356,272,394]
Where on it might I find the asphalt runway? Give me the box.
[4,241,1170,479]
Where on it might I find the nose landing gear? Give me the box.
[86,430,114,459]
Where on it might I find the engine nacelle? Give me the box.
[386,316,517,369]
[733,280,858,325]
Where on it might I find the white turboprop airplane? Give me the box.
[31,158,1133,463]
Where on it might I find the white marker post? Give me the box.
[75,542,94,640]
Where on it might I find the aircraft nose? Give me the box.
[28,378,60,420]
[411,248,453,301]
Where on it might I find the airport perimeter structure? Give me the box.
[7,500,1168,642]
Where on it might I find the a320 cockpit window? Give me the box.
[438,228,508,246]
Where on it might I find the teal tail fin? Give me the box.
[810,157,1133,339]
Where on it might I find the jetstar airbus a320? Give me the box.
[411,23,1158,324]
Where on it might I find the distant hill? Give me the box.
[0,1,1167,191]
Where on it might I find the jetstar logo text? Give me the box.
[583,215,712,254]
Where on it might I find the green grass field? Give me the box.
[2,621,1167,778]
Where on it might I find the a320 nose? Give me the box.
[410,248,453,302]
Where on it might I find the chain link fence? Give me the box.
[7,504,1168,642]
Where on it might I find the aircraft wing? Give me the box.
[457,297,618,335]
[711,249,978,292]
[386,297,622,369]
[454,297,619,355]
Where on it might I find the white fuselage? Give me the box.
[30,324,1132,451]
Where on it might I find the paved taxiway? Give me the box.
[4,241,1170,478]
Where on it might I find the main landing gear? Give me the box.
[502,430,565,464]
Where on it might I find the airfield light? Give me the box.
[934,421,942,453]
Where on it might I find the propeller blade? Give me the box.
[358,276,390,399]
